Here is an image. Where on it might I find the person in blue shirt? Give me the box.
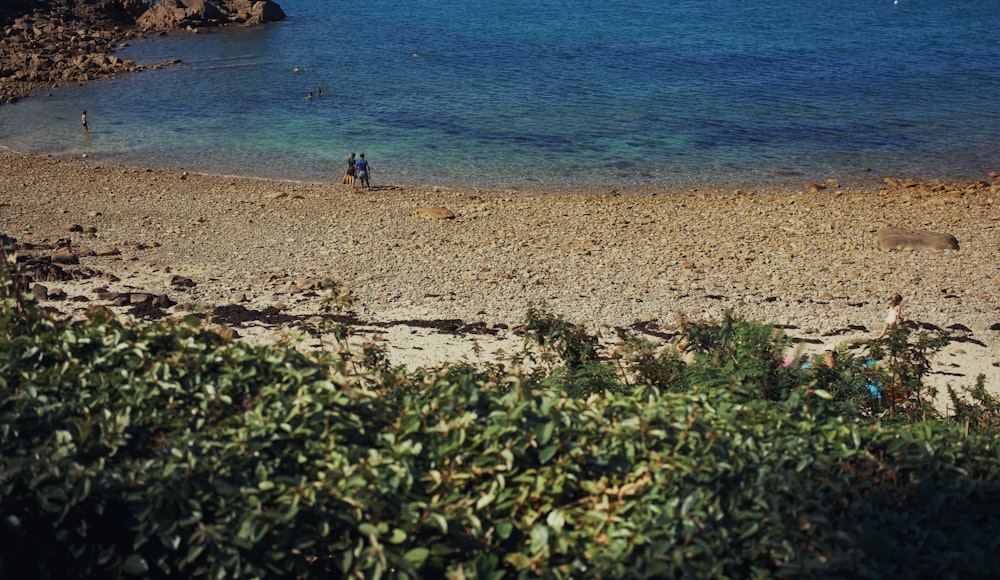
[355,153,371,190]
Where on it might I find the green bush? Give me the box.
[867,327,950,422]
[613,332,688,392]
[680,311,809,401]
[3,244,1000,578]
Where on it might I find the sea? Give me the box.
[1,0,998,188]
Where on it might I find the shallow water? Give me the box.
[1,0,997,188]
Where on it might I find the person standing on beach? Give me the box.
[877,294,904,338]
[355,153,371,190]
[345,152,356,185]
[81,110,89,134]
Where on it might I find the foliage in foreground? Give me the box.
[3,254,1000,578]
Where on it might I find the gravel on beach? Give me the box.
[2,151,999,387]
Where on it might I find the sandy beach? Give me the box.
[1,150,998,407]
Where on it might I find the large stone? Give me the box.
[32,283,49,300]
[230,0,287,24]
[136,0,285,31]
[877,226,959,251]
[416,207,456,220]
[50,251,79,264]
[136,0,225,30]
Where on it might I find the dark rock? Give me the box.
[86,304,116,319]
[126,301,169,320]
[49,251,79,264]
[152,294,176,308]
[32,283,49,300]
[170,274,196,287]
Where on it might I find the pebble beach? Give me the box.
[2,150,998,404]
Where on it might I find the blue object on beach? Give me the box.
[863,359,881,398]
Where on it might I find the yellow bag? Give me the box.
[342,173,351,184]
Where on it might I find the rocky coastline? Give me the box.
[0,0,285,104]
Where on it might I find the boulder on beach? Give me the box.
[416,207,456,220]
[877,226,959,251]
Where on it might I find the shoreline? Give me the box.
[0,138,899,194]
[2,150,999,407]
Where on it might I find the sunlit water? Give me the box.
[1,0,997,188]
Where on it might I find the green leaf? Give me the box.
[539,420,555,445]
[530,524,549,553]
[403,547,429,565]
[496,521,514,540]
[401,413,421,434]
[122,554,149,575]
[538,444,559,464]
[428,513,448,533]
[476,491,496,510]
[546,509,565,530]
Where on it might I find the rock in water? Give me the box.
[137,0,286,31]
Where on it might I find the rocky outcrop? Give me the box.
[877,226,960,252]
[57,0,150,25]
[0,1,148,28]
[0,0,285,104]
[136,0,286,32]
[0,8,146,103]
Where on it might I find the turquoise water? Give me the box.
[0,0,997,187]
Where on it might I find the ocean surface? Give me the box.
[1,0,998,188]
